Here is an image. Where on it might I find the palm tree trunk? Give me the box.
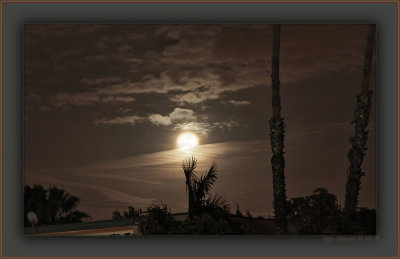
[269,24,288,233]
[186,176,194,217]
[344,24,376,213]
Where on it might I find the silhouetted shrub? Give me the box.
[287,188,376,235]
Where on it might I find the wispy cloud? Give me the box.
[101,96,136,103]
[228,100,251,106]
[80,77,122,86]
[148,108,196,126]
[95,115,145,126]
[49,92,100,107]
[173,122,212,134]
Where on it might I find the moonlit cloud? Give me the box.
[173,122,211,134]
[101,96,136,103]
[213,120,239,129]
[170,92,206,104]
[148,108,196,127]
[148,114,172,126]
[80,77,122,85]
[169,108,196,121]
[95,115,145,126]
[228,100,251,106]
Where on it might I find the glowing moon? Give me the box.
[177,132,199,151]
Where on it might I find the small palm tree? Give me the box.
[182,156,197,216]
[181,157,229,217]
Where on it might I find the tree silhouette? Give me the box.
[287,188,339,234]
[24,184,90,226]
[181,157,230,217]
[269,24,288,233]
[182,156,197,216]
[345,24,376,213]
[288,188,376,235]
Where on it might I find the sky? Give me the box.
[24,24,376,221]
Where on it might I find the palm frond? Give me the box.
[205,193,230,211]
[181,156,197,178]
[195,162,218,200]
[182,156,198,195]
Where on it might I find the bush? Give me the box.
[287,188,376,235]
[138,204,243,235]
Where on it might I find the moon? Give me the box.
[177,132,199,151]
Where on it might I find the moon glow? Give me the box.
[177,132,199,151]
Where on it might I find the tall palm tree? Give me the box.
[269,24,288,233]
[344,24,376,213]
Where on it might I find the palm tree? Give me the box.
[181,157,229,217]
[192,161,217,211]
[344,24,376,213]
[24,184,90,225]
[182,156,197,216]
[24,185,47,226]
[269,24,288,233]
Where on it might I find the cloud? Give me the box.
[98,108,196,128]
[154,25,222,40]
[80,77,122,85]
[170,92,205,104]
[213,120,239,129]
[101,96,136,103]
[95,115,144,126]
[169,108,196,120]
[170,90,221,104]
[49,91,136,107]
[125,58,144,64]
[228,100,251,106]
[161,39,215,65]
[49,92,100,107]
[95,72,187,95]
[148,114,172,126]
[148,108,196,126]
[39,105,51,111]
[95,69,221,96]
[148,108,239,134]
[172,120,240,134]
[173,122,211,134]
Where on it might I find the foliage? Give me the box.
[287,188,376,235]
[112,206,140,220]
[138,203,243,235]
[138,204,181,235]
[24,184,90,226]
[235,203,244,217]
[287,188,339,234]
[181,157,231,218]
[246,210,253,218]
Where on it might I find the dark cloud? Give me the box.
[49,92,100,107]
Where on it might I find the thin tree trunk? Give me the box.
[344,24,376,213]
[269,24,288,233]
[186,176,194,217]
